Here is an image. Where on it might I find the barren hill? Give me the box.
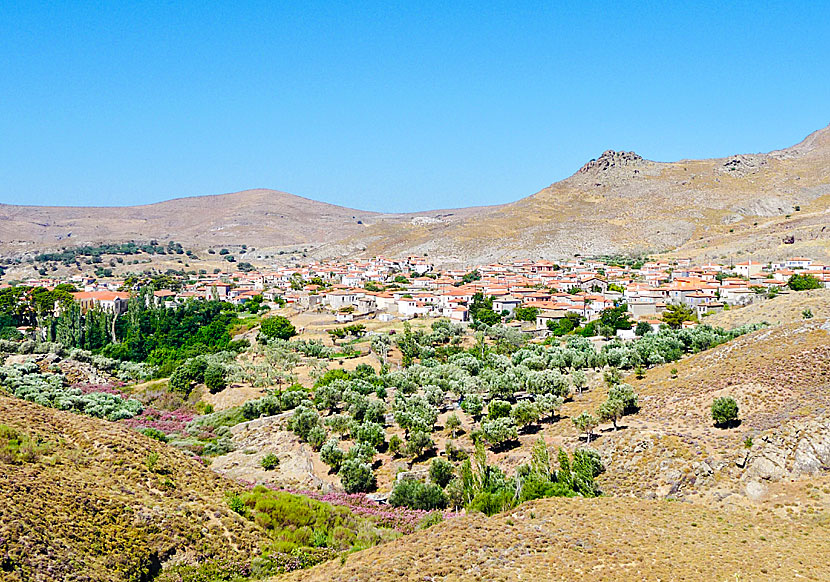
[343,124,830,263]
[2,125,830,263]
[0,189,387,251]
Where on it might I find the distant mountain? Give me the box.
[0,189,387,249]
[344,124,830,263]
[2,125,829,263]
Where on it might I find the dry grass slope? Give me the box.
[0,396,267,582]
[274,496,830,582]
[705,288,830,328]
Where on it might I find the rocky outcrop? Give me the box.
[577,150,645,174]
[743,420,830,482]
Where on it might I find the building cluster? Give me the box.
[7,255,829,331]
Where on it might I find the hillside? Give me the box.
[705,287,830,328]
[268,317,830,582]
[0,395,267,581]
[0,189,386,252]
[537,319,830,504]
[274,495,830,582]
[342,124,830,263]
[2,125,830,263]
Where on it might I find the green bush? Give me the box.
[487,399,512,420]
[260,316,297,340]
[339,459,376,493]
[711,396,739,427]
[404,430,434,458]
[354,421,385,449]
[261,453,280,470]
[390,478,448,510]
[140,427,168,443]
[288,405,323,441]
[320,438,345,471]
[788,274,822,291]
[429,458,455,488]
[307,426,328,451]
[204,363,226,393]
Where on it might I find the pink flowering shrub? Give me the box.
[122,407,195,436]
[75,382,128,396]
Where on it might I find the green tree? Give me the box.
[339,459,376,493]
[204,363,226,393]
[635,321,652,336]
[320,438,345,471]
[460,394,484,419]
[487,399,512,420]
[405,430,435,458]
[429,458,455,488]
[662,303,697,329]
[469,293,500,325]
[390,478,448,510]
[513,306,539,322]
[260,315,297,340]
[597,397,625,430]
[510,400,541,432]
[788,274,822,291]
[481,417,518,448]
[445,413,461,438]
[572,412,598,443]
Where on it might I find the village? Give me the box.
[6,253,829,337]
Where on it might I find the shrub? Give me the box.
[261,453,280,470]
[445,441,467,463]
[429,458,455,488]
[320,438,345,471]
[481,417,518,447]
[445,413,461,437]
[405,430,434,458]
[140,427,168,443]
[346,442,377,464]
[572,412,598,443]
[354,421,385,449]
[510,400,541,431]
[307,426,328,451]
[635,321,652,336]
[339,459,376,493]
[711,396,739,427]
[390,478,448,510]
[788,274,822,291]
[288,405,323,441]
[487,399,512,420]
[460,393,483,418]
[204,364,227,393]
[387,434,403,456]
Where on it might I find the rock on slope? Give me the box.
[0,396,266,581]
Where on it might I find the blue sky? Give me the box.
[1,2,828,212]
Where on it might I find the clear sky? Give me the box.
[1,2,828,212]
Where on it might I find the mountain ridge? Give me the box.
[2,124,829,262]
